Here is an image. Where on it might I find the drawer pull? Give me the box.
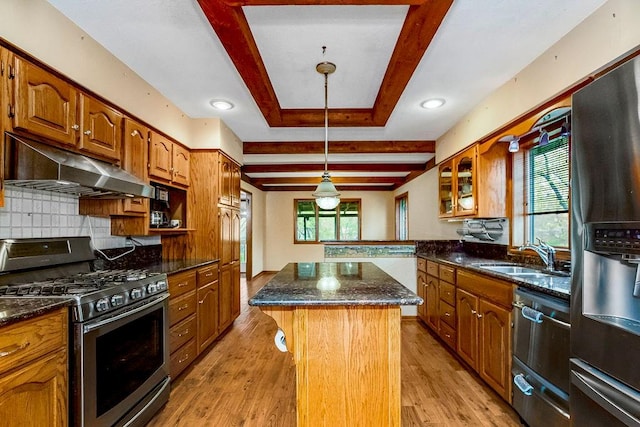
[177,282,189,288]
[471,310,477,314]
[444,333,451,339]
[0,342,31,358]
[177,304,189,311]
[477,313,483,319]
[444,312,451,317]
[205,272,214,277]
[178,354,190,364]
[178,329,190,337]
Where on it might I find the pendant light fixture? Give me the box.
[312,56,341,210]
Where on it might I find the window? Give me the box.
[395,193,408,240]
[513,133,570,248]
[295,199,361,243]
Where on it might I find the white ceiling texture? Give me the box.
[47,0,606,191]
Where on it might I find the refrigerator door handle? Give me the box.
[571,365,640,426]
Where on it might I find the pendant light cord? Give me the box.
[323,70,329,173]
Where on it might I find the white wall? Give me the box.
[395,168,459,240]
[264,191,394,271]
[437,0,640,162]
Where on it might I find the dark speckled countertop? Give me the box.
[0,298,73,327]
[146,259,219,275]
[417,252,570,300]
[249,262,423,307]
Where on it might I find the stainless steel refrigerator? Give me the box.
[571,54,640,426]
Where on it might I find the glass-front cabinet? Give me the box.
[439,145,477,218]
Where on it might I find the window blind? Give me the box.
[527,135,570,215]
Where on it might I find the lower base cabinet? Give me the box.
[456,270,512,402]
[0,308,68,426]
[168,261,240,379]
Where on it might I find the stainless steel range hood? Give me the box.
[3,133,154,198]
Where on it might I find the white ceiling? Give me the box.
[46,0,606,190]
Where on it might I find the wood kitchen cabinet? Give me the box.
[425,263,439,332]
[456,269,512,402]
[77,92,122,161]
[218,152,241,208]
[416,258,427,321]
[168,269,197,379]
[0,47,12,207]
[149,131,190,187]
[12,56,123,162]
[197,263,220,354]
[439,145,477,217]
[0,308,68,426]
[417,258,457,350]
[218,205,241,329]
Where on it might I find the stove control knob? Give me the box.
[130,288,143,300]
[156,280,167,291]
[95,298,110,312]
[147,283,158,294]
[111,295,124,307]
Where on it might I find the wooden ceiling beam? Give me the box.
[259,185,396,192]
[251,176,404,185]
[197,0,453,127]
[242,162,425,173]
[243,140,435,154]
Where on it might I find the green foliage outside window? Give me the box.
[295,199,361,243]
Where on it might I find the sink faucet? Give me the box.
[518,238,556,272]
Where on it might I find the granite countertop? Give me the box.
[146,258,220,275]
[0,298,73,327]
[249,262,423,307]
[417,252,570,300]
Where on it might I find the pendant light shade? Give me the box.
[313,59,340,209]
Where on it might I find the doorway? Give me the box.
[240,190,252,280]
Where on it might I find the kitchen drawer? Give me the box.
[439,265,456,284]
[439,322,456,350]
[426,261,439,277]
[197,263,219,286]
[169,290,196,326]
[457,270,513,309]
[0,308,67,375]
[170,338,196,379]
[169,314,196,354]
[439,281,456,306]
[439,300,456,329]
[168,269,196,298]
[417,257,426,273]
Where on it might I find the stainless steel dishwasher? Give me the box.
[512,287,571,427]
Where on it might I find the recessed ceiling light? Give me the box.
[210,99,234,110]
[421,98,445,109]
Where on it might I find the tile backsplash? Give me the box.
[0,187,160,249]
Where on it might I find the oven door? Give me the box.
[74,293,170,427]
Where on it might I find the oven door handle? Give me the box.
[513,301,571,329]
[83,294,168,333]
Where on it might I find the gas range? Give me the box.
[0,237,168,322]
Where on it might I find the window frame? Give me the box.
[293,198,362,244]
[511,116,571,256]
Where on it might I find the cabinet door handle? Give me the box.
[471,310,477,314]
[84,130,92,135]
[72,124,80,131]
[0,342,31,357]
[445,312,451,317]
[477,313,483,319]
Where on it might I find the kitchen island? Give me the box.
[249,262,422,427]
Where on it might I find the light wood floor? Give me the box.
[147,273,522,426]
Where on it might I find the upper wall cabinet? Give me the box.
[149,131,190,187]
[11,57,123,162]
[439,143,508,219]
[12,57,79,148]
[77,92,122,161]
[218,152,240,208]
[439,145,477,218]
